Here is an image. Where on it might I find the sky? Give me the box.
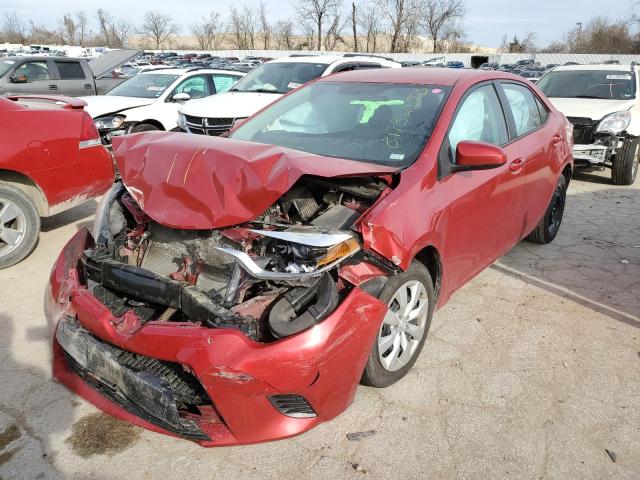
[0,0,633,48]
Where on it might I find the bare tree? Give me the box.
[351,2,358,51]
[75,10,89,46]
[324,13,347,51]
[228,5,258,49]
[60,14,77,44]
[2,11,27,44]
[376,0,417,53]
[358,3,382,52]
[96,9,131,48]
[259,2,272,49]
[294,0,343,51]
[422,0,465,53]
[274,19,296,49]
[139,10,179,49]
[191,11,221,50]
[29,21,61,44]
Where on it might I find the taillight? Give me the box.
[79,111,102,149]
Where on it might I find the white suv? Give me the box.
[537,64,640,185]
[177,54,401,136]
[81,67,244,145]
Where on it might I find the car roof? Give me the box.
[552,64,637,72]
[317,67,512,86]
[139,68,244,76]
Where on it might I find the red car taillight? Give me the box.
[79,111,102,149]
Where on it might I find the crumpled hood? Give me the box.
[549,97,635,121]
[112,132,397,229]
[180,91,281,119]
[80,95,155,118]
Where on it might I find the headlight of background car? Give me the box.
[596,111,631,134]
[94,115,127,131]
[177,112,187,131]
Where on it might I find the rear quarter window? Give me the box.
[55,61,86,80]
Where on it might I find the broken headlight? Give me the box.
[596,111,631,134]
[216,230,360,282]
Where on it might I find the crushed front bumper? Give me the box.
[573,143,608,165]
[47,228,388,446]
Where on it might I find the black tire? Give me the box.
[526,175,567,244]
[0,183,40,269]
[612,137,640,185]
[131,123,160,133]
[361,261,435,388]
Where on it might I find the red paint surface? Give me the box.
[0,97,113,213]
[49,69,572,445]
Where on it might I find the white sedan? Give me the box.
[81,67,244,145]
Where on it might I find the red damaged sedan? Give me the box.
[0,95,114,268]
[47,69,573,445]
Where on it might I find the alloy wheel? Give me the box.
[0,197,27,258]
[377,280,429,372]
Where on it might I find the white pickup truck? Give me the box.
[537,64,640,185]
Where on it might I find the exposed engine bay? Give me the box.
[84,175,392,341]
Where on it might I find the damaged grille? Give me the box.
[57,317,211,440]
[567,117,598,145]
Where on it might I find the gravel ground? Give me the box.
[0,169,638,480]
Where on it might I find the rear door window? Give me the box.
[500,82,544,137]
[212,74,240,93]
[55,61,86,79]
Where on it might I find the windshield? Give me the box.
[538,70,636,100]
[230,81,450,167]
[106,73,180,98]
[229,62,328,94]
[0,59,16,78]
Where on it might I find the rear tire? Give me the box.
[526,175,567,244]
[612,137,640,185]
[361,262,435,388]
[131,123,160,133]
[0,183,40,269]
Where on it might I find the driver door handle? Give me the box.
[552,133,563,144]
[509,158,525,173]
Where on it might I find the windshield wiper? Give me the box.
[574,95,608,99]
[250,88,283,94]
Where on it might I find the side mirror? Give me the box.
[453,140,506,172]
[172,92,190,102]
[10,74,28,84]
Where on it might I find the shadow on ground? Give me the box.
[497,184,640,328]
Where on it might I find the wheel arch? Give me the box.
[561,163,572,187]
[0,169,48,216]
[413,245,442,302]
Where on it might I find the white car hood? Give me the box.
[548,97,635,121]
[180,91,282,118]
[80,95,156,118]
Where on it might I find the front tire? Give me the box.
[612,137,640,185]
[0,183,40,269]
[526,174,567,244]
[361,262,435,388]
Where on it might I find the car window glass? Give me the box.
[55,61,85,80]
[448,85,508,161]
[535,96,549,123]
[231,62,327,93]
[212,74,239,93]
[174,75,208,99]
[230,82,451,167]
[14,61,50,82]
[501,83,543,136]
[107,73,180,98]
